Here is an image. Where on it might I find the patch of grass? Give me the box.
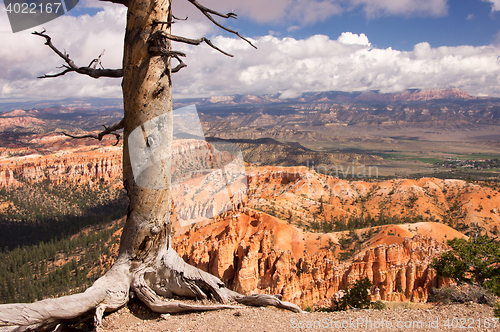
[372,152,408,160]
[455,154,500,160]
[414,157,443,164]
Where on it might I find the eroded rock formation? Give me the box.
[0,146,122,187]
[173,209,450,308]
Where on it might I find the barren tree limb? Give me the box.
[187,0,236,19]
[172,15,188,21]
[147,46,188,72]
[152,15,188,26]
[33,30,76,67]
[148,46,186,58]
[37,68,73,79]
[38,68,123,79]
[186,0,256,49]
[162,33,234,57]
[74,67,123,78]
[33,30,123,79]
[62,118,124,146]
[171,55,187,73]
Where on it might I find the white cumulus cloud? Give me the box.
[171,33,500,98]
[337,32,371,46]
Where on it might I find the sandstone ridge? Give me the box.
[173,209,452,308]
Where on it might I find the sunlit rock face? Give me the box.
[173,209,453,308]
[0,146,122,187]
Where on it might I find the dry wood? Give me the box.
[186,0,256,49]
[62,119,124,145]
[33,30,123,79]
[158,31,235,57]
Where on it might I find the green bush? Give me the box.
[431,234,500,297]
[371,300,386,310]
[338,277,372,310]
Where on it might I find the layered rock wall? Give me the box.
[173,210,448,308]
[0,147,122,187]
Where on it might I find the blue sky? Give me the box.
[1,0,500,101]
[219,0,500,50]
[69,0,500,49]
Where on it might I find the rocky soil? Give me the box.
[100,301,498,332]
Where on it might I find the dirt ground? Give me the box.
[99,300,498,332]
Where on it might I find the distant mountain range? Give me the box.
[176,88,481,107]
[1,88,497,113]
[2,88,500,134]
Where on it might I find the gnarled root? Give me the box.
[0,245,301,331]
[231,293,303,313]
[0,263,130,332]
[133,246,303,315]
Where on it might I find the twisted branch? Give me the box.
[171,55,187,73]
[33,30,123,79]
[187,0,256,49]
[160,32,234,57]
[62,119,124,146]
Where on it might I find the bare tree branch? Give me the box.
[62,119,124,146]
[147,32,189,72]
[162,33,234,57]
[152,15,188,26]
[33,29,123,79]
[148,46,188,72]
[149,47,186,58]
[38,68,73,79]
[171,55,187,73]
[172,15,188,21]
[187,0,256,49]
[187,0,236,19]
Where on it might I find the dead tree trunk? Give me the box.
[0,0,301,330]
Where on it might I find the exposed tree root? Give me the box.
[133,245,303,314]
[0,244,301,331]
[0,263,130,331]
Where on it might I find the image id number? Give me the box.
[5,2,62,14]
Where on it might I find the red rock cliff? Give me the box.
[173,209,450,308]
[0,146,122,187]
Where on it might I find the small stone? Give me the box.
[161,314,171,320]
[233,311,241,317]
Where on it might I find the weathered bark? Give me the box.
[0,1,301,330]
